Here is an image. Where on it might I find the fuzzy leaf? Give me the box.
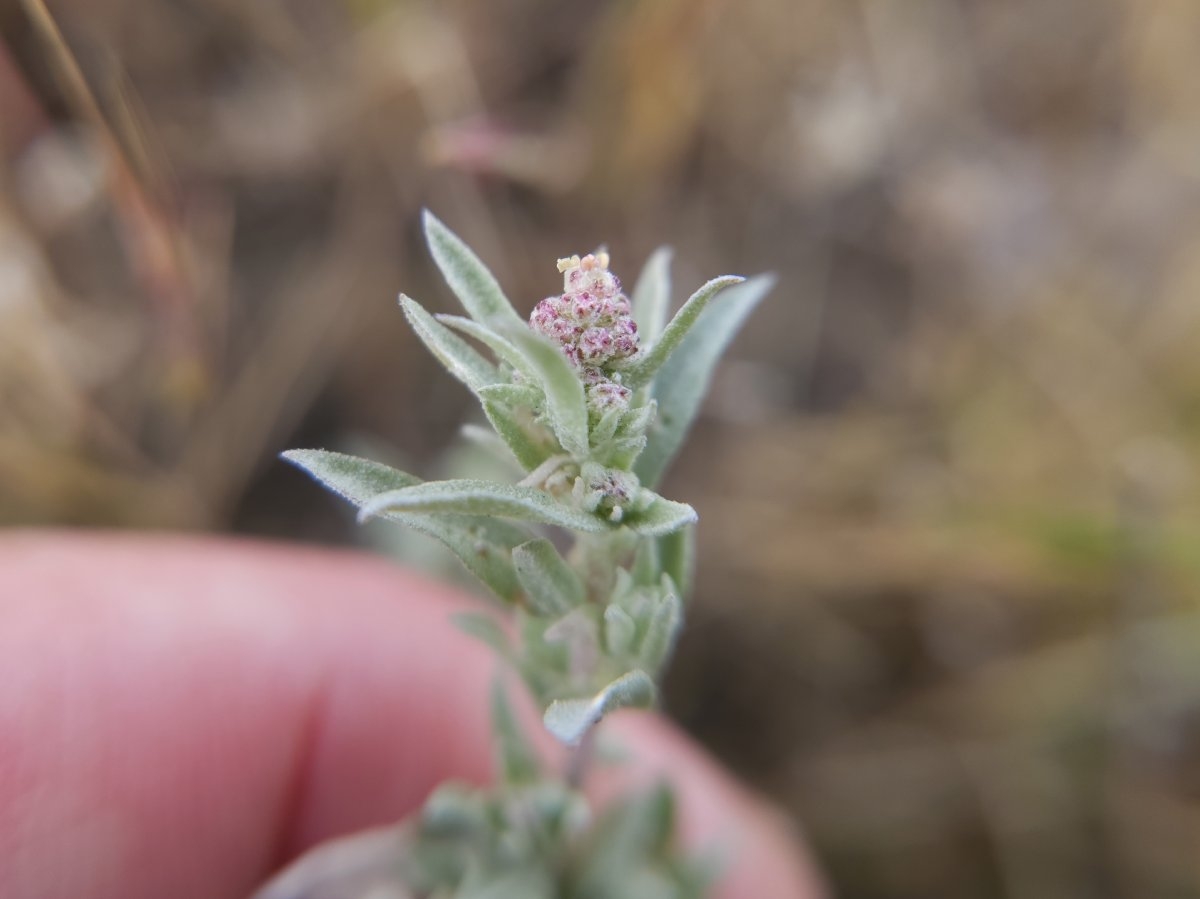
[638,589,682,673]
[359,479,609,533]
[491,681,540,784]
[604,604,637,656]
[543,670,656,745]
[632,538,660,586]
[438,314,539,382]
[497,324,589,458]
[575,785,678,895]
[657,525,695,597]
[512,538,585,615]
[621,275,744,387]
[421,783,489,838]
[459,423,519,466]
[634,274,775,487]
[283,450,526,602]
[400,295,499,393]
[423,210,522,326]
[625,495,698,537]
[477,382,544,407]
[457,869,554,899]
[631,246,673,345]
[590,404,625,448]
[477,387,557,472]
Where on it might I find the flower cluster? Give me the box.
[530,252,638,416]
[275,211,770,899]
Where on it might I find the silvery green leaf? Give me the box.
[454,611,512,658]
[283,450,526,602]
[607,434,648,471]
[621,275,744,388]
[359,479,609,533]
[283,448,420,497]
[476,382,543,408]
[437,314,539,382]
[624,495,698,537]
[619,399,657,439]
[478,388,557,472]
[632,538,660,586]
[421,783,489,838]
[638,589,682,673]
[400,295,499,393]
[456,869,554,899]
[542,669,656,745]
[422,210,522,326]
[491,681,540,784]
[575,784,676,892]
[657,524,695,597]
[512,538,585,615]
[515,608,571,702]
[590,404,624,448]
[543,607,601,681]
[459,423,519,467]
[497,324,589,458]
[604,604,637,656]
[631,246,673,345]
[634,274,775,487]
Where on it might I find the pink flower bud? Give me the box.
[529,251,640,374]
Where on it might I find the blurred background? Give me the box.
[3,0,1200,895]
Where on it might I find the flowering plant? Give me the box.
[261,212,772,898]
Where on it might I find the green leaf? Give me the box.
[497,324,589,458]
[512,538,585,615]
[638,589,682,673]
[576,785,677,893]
[621,275,744,387]
[634,274,775,487]
[604,604,637,655]
[491,680,540,784]
[632,537,660,586]
[477,382,543,407]
[590,404,624,448]
[438,314,539,382]
[358,478,610,533]
[283,448,420,496]
[631,246,673,345]
[423,210,522,326]
[625,495,698,537]
[283,450,527,602]
[542,670,656,745]
[657,525,695,597]
[457,868,554,899]
[400,295,499,393]
[477,386,557,472]
[421,783,489,838]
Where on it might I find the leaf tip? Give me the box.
[280,448,314,469]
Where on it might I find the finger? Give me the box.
[599,713,827,899]
[0,531,823,899]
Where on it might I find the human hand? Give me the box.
[0,531,824,899]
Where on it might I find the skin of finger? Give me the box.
[0,531,823,899]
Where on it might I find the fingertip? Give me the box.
[597,713,828,899]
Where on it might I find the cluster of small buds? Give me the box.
[573,462,645,523]
[531,251,640,429]
[583,370,632,417]
[529,252,639,372]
